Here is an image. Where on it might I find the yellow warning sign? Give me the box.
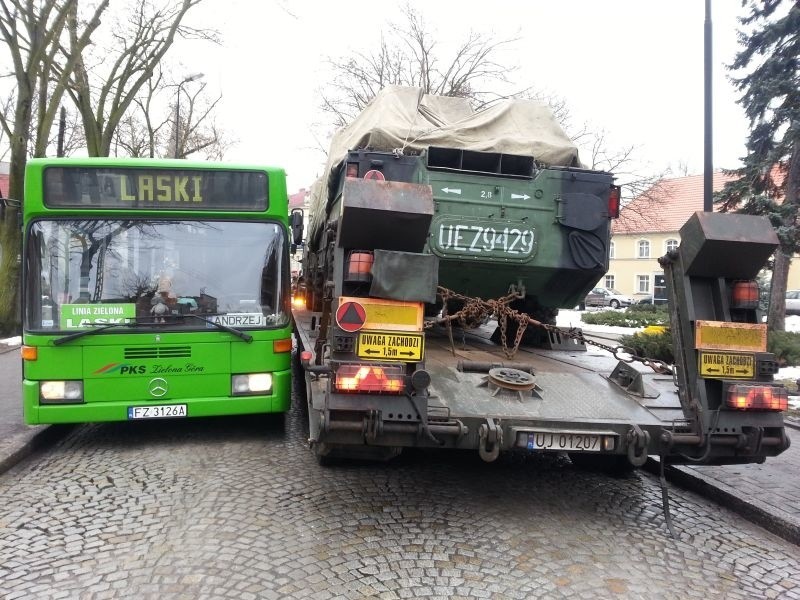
[698,351,755,379]
[357,331,424,361]
[695,320,767,352]
[339,296,423,332]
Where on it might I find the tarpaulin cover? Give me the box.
[308,86,580,248]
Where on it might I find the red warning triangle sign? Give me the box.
[336,301,366,332]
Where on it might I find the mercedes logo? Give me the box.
[148,377,168,398]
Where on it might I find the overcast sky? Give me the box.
[33,1,757,194]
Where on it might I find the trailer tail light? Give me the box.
[346,162,359,178]
[335,364,404,394]
[608,185,621,219]
[725,384,788,411]
[731,280,759,309]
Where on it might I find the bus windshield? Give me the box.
[25,219,289,332]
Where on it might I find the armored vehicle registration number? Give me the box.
[435,224,536,258]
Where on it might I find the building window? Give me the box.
[637,239,650,259]
[605,274,615,289]
[665,238,678,253]
[609,241,615,259]
[637,274,650,293]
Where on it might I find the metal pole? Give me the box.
[174,83,182,159]
[704,0,713,211]
[57,106,66,157]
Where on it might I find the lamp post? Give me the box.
[175,72,204,158]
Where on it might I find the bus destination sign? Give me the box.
[43,167,268,211]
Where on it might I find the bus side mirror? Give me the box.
[290,209,304,246]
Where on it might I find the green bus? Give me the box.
[21,158,292,424]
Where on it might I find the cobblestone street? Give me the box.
[0,372,799,600]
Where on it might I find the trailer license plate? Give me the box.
[127,404,187,419]
[526,431,601,452]
[357,331,424,361]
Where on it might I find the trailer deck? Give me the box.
[294,307,688,462]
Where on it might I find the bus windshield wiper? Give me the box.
[53,319,143,346]
[178,313,253,342]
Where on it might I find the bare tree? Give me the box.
[64,0,218,157]
[320,4,521,129]
[0,0,107,334]
[170,80,231,159]
[0,0,107,197]
[111,67,232,160]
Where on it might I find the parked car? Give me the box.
[582,287,635,309]
[786,290,800,316]
[636,294,668,306]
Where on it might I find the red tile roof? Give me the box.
[289,188,307,209]
[612,171,738,235]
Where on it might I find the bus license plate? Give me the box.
[127,404,187,420]
[526,431,601,452]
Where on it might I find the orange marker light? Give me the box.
[21,346,38,361]
[273,338,293,353]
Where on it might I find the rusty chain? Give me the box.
[428,286,672,374]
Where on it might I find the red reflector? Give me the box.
[726,384,788,411]
[608,185,621,219]
[346,163,358,178]
[300,351,313,362]
[335,364,404,394]
[731,280,759,309]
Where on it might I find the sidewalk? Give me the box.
[0,339,56,474]
[1,337,799,546]
[654,422,800,545]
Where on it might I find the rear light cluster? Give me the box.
[335,364,404,394]
[726,384,788,411]
[730,280,760,309]
[608,185,621,219]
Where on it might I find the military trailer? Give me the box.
[293,86,789,468]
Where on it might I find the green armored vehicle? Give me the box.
[304,86,619,323]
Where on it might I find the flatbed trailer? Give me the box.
[295,309,683,464]
[293,209,791,467]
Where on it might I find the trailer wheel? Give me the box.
[569,453,636,476]
[313,442,336,466]
[313,443,402,466]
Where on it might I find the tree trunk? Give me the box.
[0,83,33,334]
[769,249,790,332]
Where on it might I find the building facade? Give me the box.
[609,171,798,301]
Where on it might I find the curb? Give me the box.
[0,424,73,476]
[0,343,19,355]
[644,457,800,546]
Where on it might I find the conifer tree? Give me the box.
[717,0,800,331]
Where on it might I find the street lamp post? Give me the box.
[175,72,204,159]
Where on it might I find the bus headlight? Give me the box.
[232,373,272,395]
[40,381,84,403]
